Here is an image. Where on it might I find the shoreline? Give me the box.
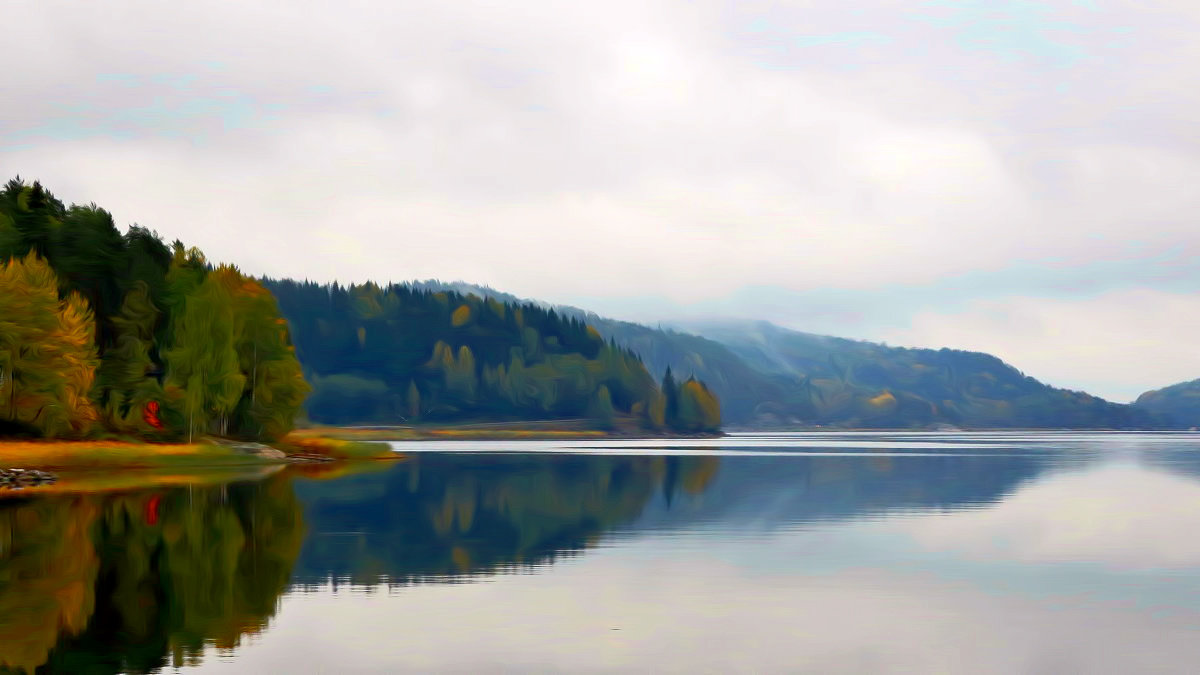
[0,424,723,477]
[288,423,724,443]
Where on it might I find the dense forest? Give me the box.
[0,177,721,440]
[264,279,721,433]
[0,179,308,441]
[417,282,1162,429]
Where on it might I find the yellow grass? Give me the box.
[277,433,398,460]
[0,440,275,470]
[0,465,285,499]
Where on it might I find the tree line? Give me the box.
[265,279,721,432]
[0,178,308,441]
[0,177,720,438]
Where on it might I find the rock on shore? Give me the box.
[0,468,58,489]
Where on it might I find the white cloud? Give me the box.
[3,0,1200,396]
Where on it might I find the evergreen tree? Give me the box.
[407,380,421,420]
[662,367,679,429]
[94,281,164,435]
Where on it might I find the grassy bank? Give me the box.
[0,434,397,473]
[0,439,282,471]
[275,433,398,460]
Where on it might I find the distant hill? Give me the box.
[410,282,1156,429]
[686,320,1154,429]
[1133,379,1200,428]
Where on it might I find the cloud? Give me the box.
[2,0,1199,396]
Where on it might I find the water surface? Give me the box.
[3,432,1200,673]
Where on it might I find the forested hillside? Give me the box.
[691,320,1155,428]
[0,179,307,441]
[414,281,1156,429]
[409,281,807,423]
[264,280,721,432]
[1134,379,1200,428]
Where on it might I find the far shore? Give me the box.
[290,419,725,443]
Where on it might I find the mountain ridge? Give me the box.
[409,280,1160,429]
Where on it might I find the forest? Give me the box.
[0,178,721,440]
[412,282,1158,429]
[265,279,721,433]
[0,178,308,441]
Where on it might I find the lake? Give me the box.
[4,432,1200,673]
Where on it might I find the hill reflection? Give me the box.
[0,448,1061,673]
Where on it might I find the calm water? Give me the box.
[4,432,1200,673]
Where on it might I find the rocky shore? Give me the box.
[0,468,58,489]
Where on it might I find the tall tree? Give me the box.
[163,267,245,441]
[0,254,99,436]
[94,282,165,435]
[226,270,310,440]
[662,367,679,430]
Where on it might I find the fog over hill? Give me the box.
[411,281,1162,429]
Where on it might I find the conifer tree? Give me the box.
[662,367,679,429]
[95,281,163,434]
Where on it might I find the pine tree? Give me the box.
[407,380,421,421]
[95,281,164,434]
[662,367,679,430]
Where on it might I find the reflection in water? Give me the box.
[292,455,720,586]
[0,476,302,674]
[4,434,1200,672]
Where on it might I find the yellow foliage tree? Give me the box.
[677,378,721,433]
[451,304,472,327]
[0,253,99,436]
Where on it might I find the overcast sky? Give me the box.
[3,0,1198,402]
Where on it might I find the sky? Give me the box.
[2,0,1198,402]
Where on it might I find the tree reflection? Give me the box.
[292,455,721,586]
[0,475,302,674]
[0,455,721,673]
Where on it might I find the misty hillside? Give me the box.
[411,281,1156,429]
[409,282,804,423]
[687,320,1154,428]
[1133,379,1200,428]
